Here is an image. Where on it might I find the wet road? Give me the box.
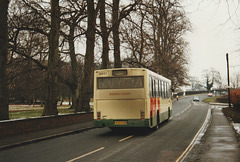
[0,95,210,162]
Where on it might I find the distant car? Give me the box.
[207,93,213,97]
[222,91,227,95]
[193,96,200,102]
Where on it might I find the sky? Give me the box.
[181,0,240,86]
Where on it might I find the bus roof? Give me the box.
[95,68,171,83]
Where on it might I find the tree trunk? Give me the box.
[139,11,145,66]
[60,96,64,106]
[77,0,99,112]
[112,0,122,68]
[68,95,71,106]
[0,0,9,120]
[42,0,60,116]
[100,0,109,69]
[69,24,79,110]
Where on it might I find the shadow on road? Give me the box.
[97,120,169,137]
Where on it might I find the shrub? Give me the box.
[230,89,240,109]
[216,95,228,103]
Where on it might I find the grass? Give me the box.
[9,105,75,120]
[203,96,217,103]
[9,110,43,119]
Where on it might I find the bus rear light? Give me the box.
[141,111,145,120]
[97,111,101,120]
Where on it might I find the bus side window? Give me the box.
[166,83,169,98]
[164,83,167,98]
[152,79,155,97]
[155,79,157,97]
[160,81,162,98]
[162,82,164,98]
[163,82,166,99]
[149,77,152,97]
[168,84,171,98]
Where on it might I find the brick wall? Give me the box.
[0,113,93,137]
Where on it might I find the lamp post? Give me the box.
[226,53,231,108]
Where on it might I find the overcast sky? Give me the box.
[181,0,240,85]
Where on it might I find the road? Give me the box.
[0,94,210,162]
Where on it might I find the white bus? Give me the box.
[93,68,172,129]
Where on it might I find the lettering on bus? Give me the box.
[99,72,108,75]
[109,92,131,96]
[121,92,131,95]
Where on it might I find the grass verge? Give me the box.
[9,107,75,120]
[203,96,217,103]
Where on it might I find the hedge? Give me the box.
[230,89,240,109]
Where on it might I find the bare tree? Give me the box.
[189,77,204,91]
[121,0,190,89]
[0,0,10,120]
[42,0,60,116]
[60,0,87,110]
[111,0,141,68]
[7,0,52,108]
[97,0,141,69]
[203,68,222,92]
[99,0,110,69]
[231,72,240,88]
[121,0,155,68]
[8,57,46,105]
[9,0,61,115]
[77,0,101,112]
[112,0,122,68]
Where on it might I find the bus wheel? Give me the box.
[154,111,160,130]
[167,107,171,121]
[154,124,159,130]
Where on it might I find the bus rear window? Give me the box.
[97,76,144,89]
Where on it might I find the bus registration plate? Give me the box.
[114,121,127,125]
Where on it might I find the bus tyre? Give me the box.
[154,124,159,130]
[109,127,117,131]
[167,107,171,121]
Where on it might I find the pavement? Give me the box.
[185,106,240,161]
[1,105,240,162]
[0,121,94,151]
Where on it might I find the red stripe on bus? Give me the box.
[150,98,153,117]
[150,97,157,117]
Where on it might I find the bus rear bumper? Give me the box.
[94,119,150,128]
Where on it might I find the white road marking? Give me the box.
[176,108,212,162]
[66,147,105,162]
[66,135,134,161]
[174,103,191,117]
[119,135,134,142]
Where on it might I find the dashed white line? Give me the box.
[66,135,134,162]
[66,147,105,162]
[119,135,134,142]
[174,103,191,117]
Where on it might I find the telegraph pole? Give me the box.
[226,53,231,108]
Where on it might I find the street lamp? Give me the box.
[226,53,231,108]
